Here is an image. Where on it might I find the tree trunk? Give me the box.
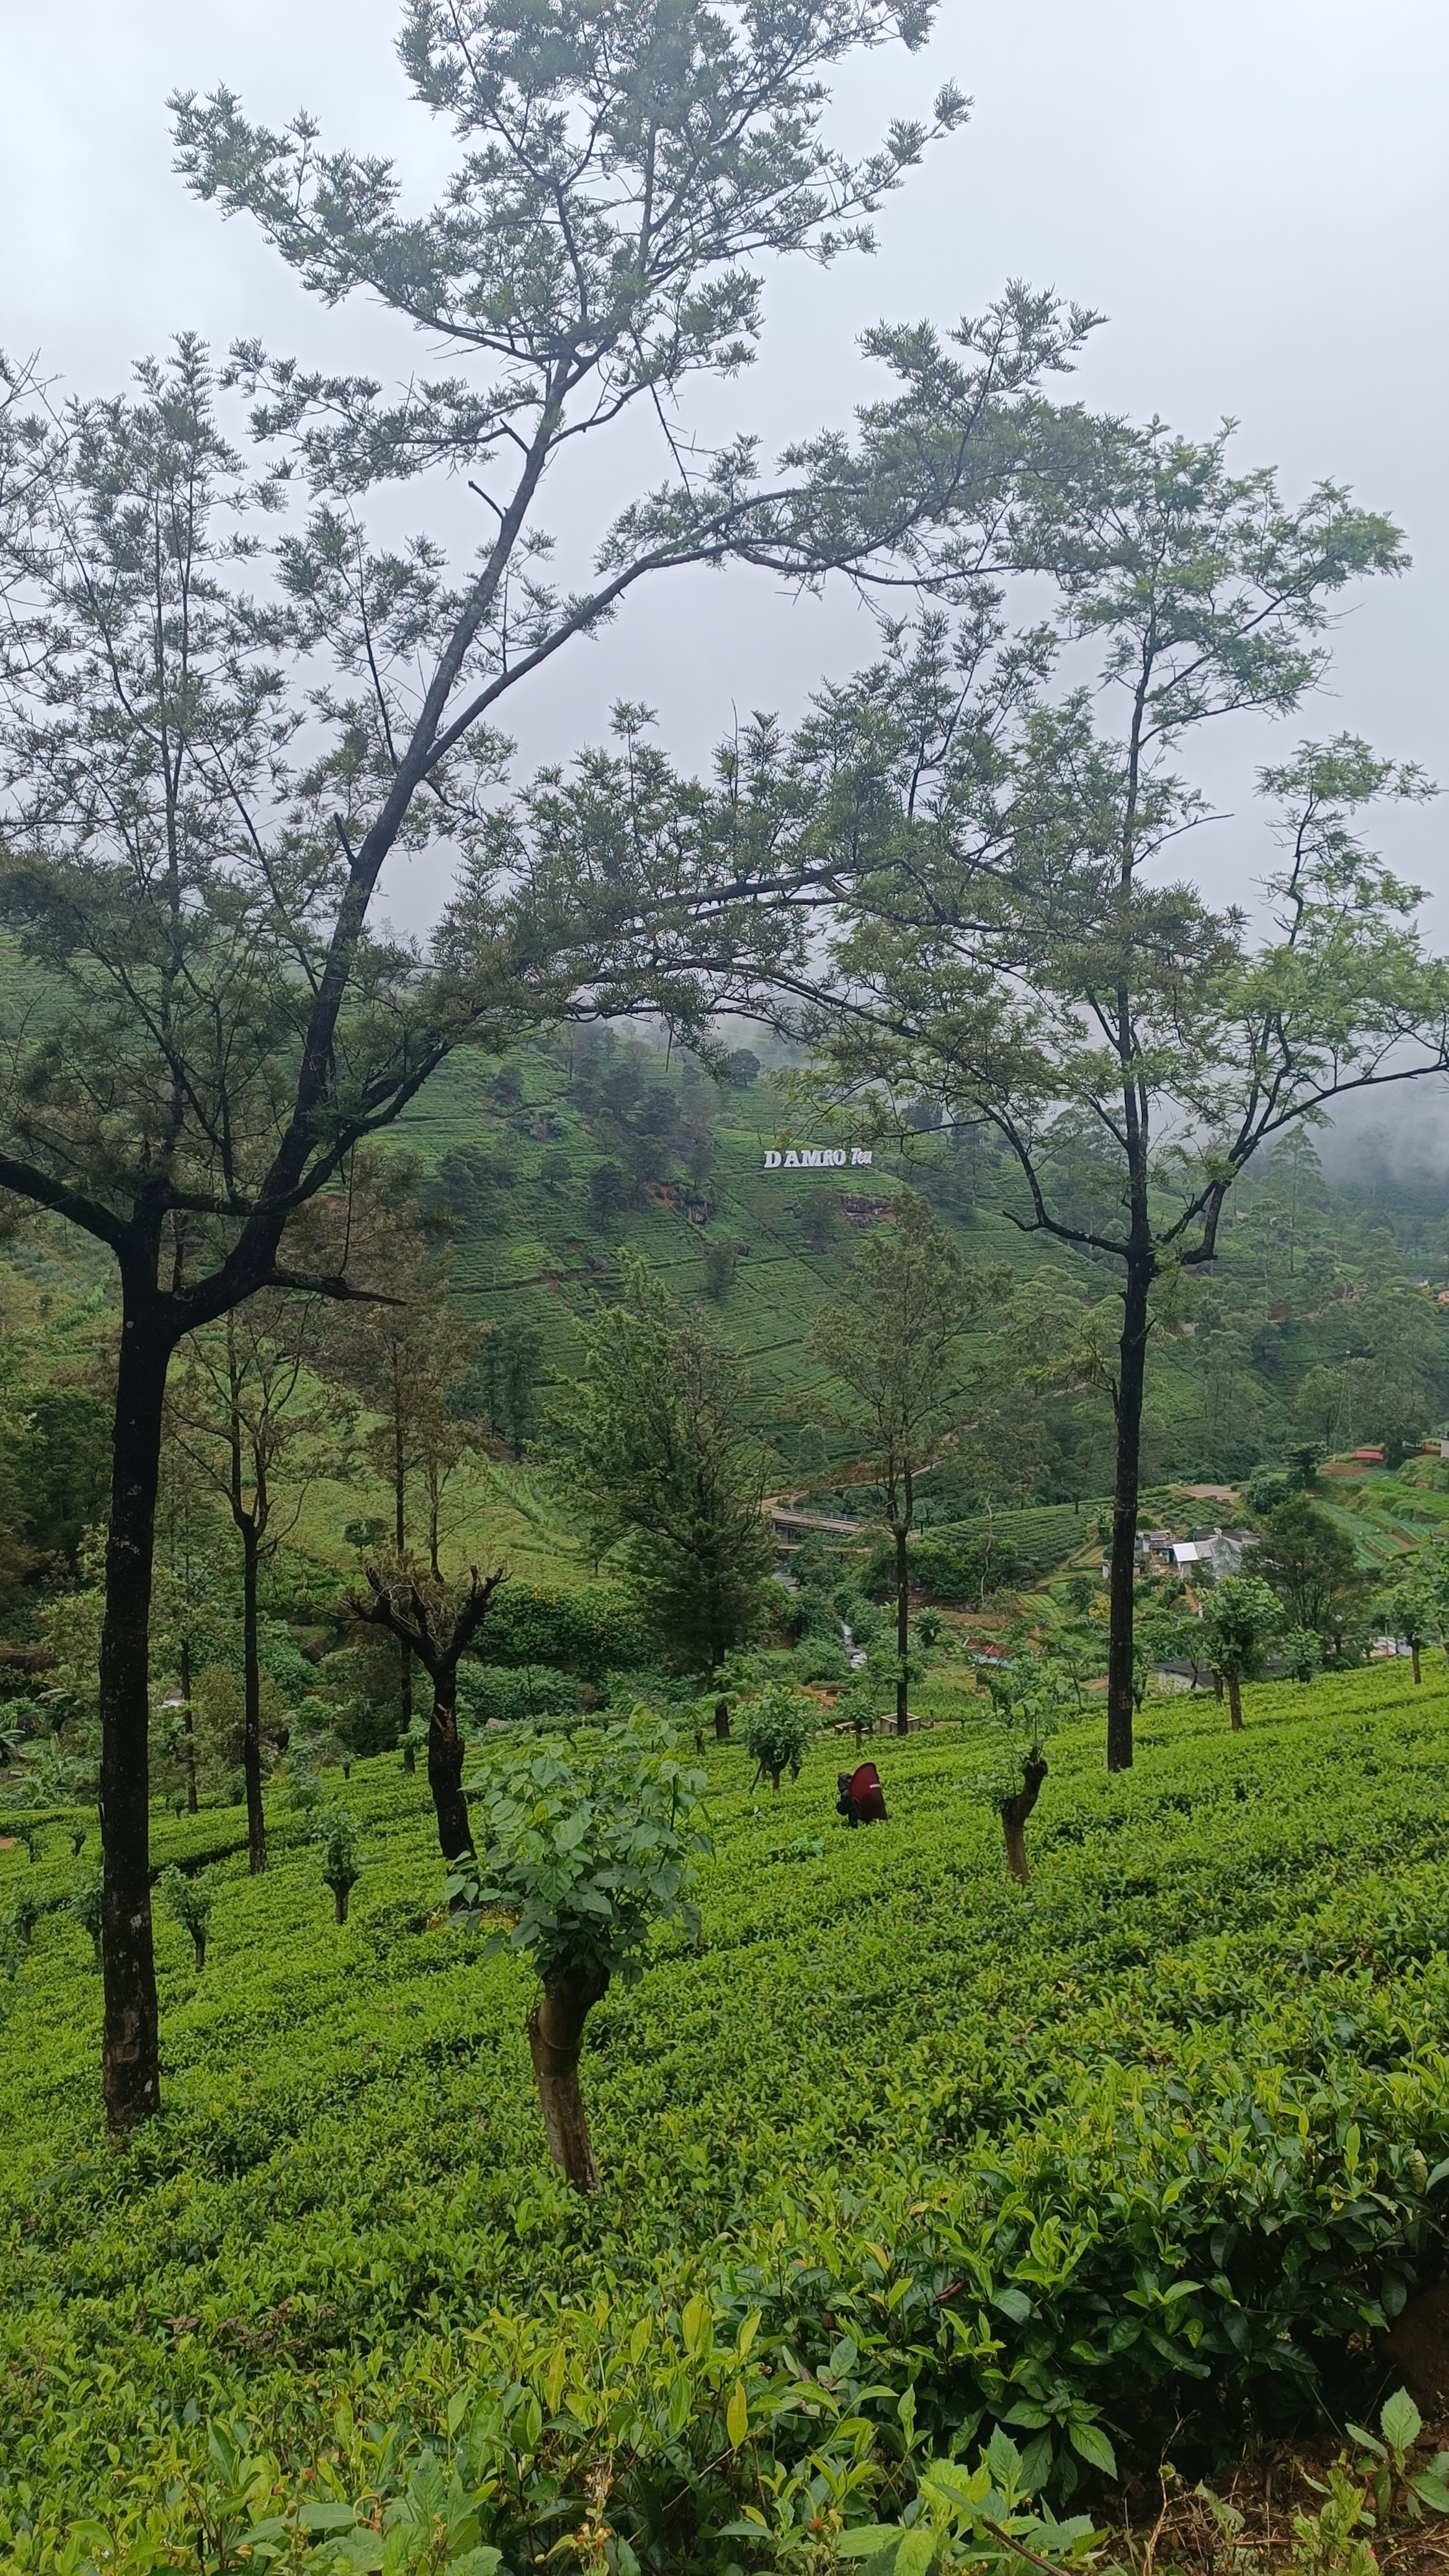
[1411,1641,1422,1683]
[240,1521,267,1874]
[193,1933,205,1973]
[427,1670,475,1864]
[713,1697,730,1741]
[999,1750,1047,1885]
[526,1966,607,2193]
[98,1305,170,2131]
[333,1885,349,1924]
[1106,1259,1152,1774]
[895,1522,910,1734]
[1226,1667,1243,1731]
[1212,1666,1224,1702]
[179,1629,198,1814]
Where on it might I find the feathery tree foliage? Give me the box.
[808,1189,1002,1728]
[769,423,1445,1770]
[1,0,1084,2124]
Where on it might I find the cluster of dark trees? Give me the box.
[0,0,1444,2128]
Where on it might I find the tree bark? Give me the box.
[333,1885,349,1924]
[193,1933,205,1972]
[99,1304,169,2131]
[526,1966,607,2192]
[1000,1750,1047,1885]
[1226,1667,1243,1731]
[713,1697,730,1741]
[1106,1258,1152,1774]
[1411,1641,1422,1684]
[427,1673,475,1864]
[1212,1666,1224,1702]
[895,1522,910,1734]
[240,1520,267,1873]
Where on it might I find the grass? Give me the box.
[3,1659,1448,2560]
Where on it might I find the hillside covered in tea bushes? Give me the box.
[2,1660,1448,2566]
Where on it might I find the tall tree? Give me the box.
[171,1294,352,1872]
[2,3,1086,2124]
[1254,1493,1366,1657]
[547,1252,775,1670]
[778,428,1445,1771]
[325,1188,483,1755]
[152,1438,227,1815]
[808,1190,1001,1727]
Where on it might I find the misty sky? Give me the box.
[3,0,1446,983]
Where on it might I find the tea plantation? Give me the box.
[3,1664,1448,2568]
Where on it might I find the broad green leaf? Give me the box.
[726,2381,749,2449]
[1380,2388,1421,2451]
[895,2528,935,2576]
[1407,2472,1449,2512]
[836,2527,903,2558]
[1017,2431,1054,2494]
[992,2285,1034,2322]
[328,2536,384,2573]
[987,2427,1023,2484]
[1069,2420,1118,2477]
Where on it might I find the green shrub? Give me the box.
[312,1803,362,1924]
[739,1684,816,1790]
[456,1664,580,1730]
[451,1716,710,2192]
[158,1863,217,1972]
[471,1584,645,1681]
[796,1639,850,1683]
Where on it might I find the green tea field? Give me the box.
[3,1663,1448,2568]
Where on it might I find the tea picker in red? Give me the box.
[837,1762,887,1826]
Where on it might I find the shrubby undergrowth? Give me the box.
[1,1665,1448,2568]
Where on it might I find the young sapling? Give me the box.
[312,1805,362,1924]
[1373,1578,1437,1684]
[449,1716,710,2194]
[158,1864,216,1972]
[982,1661,1068,1884]
[1202,1577,1281,1730]
[739,1687,816,1793]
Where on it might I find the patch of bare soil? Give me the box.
[1113,2409,1449,2576]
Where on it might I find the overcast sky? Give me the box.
[3,0,1446,976]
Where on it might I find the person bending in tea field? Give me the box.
[837,1762,888,1826]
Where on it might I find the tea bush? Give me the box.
[2,1664,1448,2569]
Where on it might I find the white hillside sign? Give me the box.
[762,1146,873,1170]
